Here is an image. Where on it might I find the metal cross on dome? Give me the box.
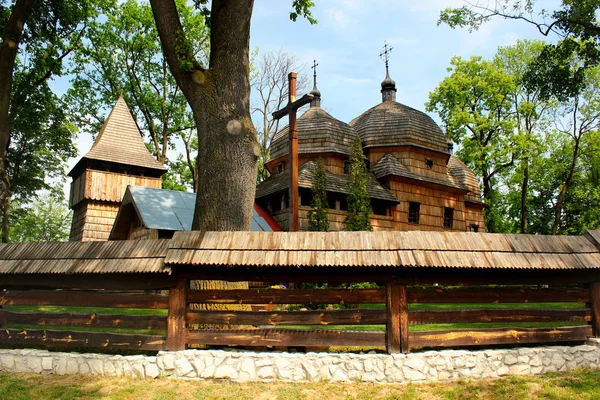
[379,41,393,68]
[311,59,319,84]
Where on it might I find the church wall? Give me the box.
[69,201,120,241]
[70,169,162,208]
[388,180,470,232]
[465,204,486,232]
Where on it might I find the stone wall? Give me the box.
[1,343,599,383]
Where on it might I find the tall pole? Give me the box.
[288,72,299,232]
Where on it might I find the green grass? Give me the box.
[1,367,600,399]
[4,305,167,316]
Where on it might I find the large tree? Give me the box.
[426,56,517,232]
[0,0,104,242]
[344,137,372,232]
[148,0,315,232]
[67,0,207,191]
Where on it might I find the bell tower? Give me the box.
[68,96,167,241]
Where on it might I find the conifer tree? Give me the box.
[344,137,372,231]
[307,158,329,231]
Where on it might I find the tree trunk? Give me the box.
[1,193,9,243]
[150,0,258,232]
[551,138,580,235]
[520,158,529,234]
[0,0,35,243]
[482,174,496,233]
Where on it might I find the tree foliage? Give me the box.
[426,56,516,232]
[307,158,328,231]
[10,193,72,242]
[67,0,207,191]
[344,137,372,231]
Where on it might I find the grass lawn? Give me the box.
[1,367,600,399]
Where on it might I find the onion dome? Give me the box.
[350,101,450,154]
[381,68,397,102]
[268,106,357,162]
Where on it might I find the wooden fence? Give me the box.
[0,290,168,351]
[1,282,599,354]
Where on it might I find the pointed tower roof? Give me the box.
[68,96,167,177]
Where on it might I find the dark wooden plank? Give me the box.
[0,328,166,351]
[186,289,385,305]
[589,282,600,336]
[399,284,409,354]
[0,274,177,290]
[167,279,188,351]
[186,328,385,347]
[0,290,169,309]
[186,309,385,326]
[411,308,591,324]
[0,310,167,330]
[386,282,401,354]
[407,288,589,304]
[173,266,600,285]
[410,326,592,348]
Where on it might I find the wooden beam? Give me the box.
[186,288,385,305]
[410,326,592,348]
[271,94,314,120]
[0,290,169,309]
[0,328,166,351]
[186,309,385,326]
[0,310,167,330]
[407,287,589,304]
[0,274,177,290]
[589,282,600,336]
[410,308,590,324]
[186,328,385,347]
[386,282,401,354]
[167,278,188,351]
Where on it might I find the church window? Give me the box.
[443,207,454,228]
[425,159,434,169]
[343,161,351,174]
[470,224,479,232]
[408,202,420,224]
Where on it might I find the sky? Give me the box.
[61,0,562,194]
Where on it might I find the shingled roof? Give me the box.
[371,153,467,192]
[269,107,357,162]
[447,156,484,204]
[255,161,399,203]
[350,101,450,154]
[165,230,600,270]
[68,96,167,177]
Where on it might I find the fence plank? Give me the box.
[410,308,591,324]
[0,328,166,351]
[406,288,589,304]
[410,326,592,348]
[0,290,168,309]
[386,282,401,354]
[187,289,385,305]
[0,310,167,330]
[186,309,385,326]
[186,328,385,347]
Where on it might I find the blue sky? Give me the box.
[62,0,562,192]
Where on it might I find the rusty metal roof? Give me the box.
[164,230,600,270]
[0,239,170,274]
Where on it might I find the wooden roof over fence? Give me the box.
[0,231,600,275]
[165,230,600,270]
[0,239,170,274]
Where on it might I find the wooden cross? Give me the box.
[272,73,314,232]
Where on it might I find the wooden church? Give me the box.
[68,67,485,241]
[255,64,485,232]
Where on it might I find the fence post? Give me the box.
[589,282,600,337]
[386,282,409,354]
[167,278,188,351]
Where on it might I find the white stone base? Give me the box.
[1,342,599,383]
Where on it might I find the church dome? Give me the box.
[349,101,449,154]
[269,107,357,162]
